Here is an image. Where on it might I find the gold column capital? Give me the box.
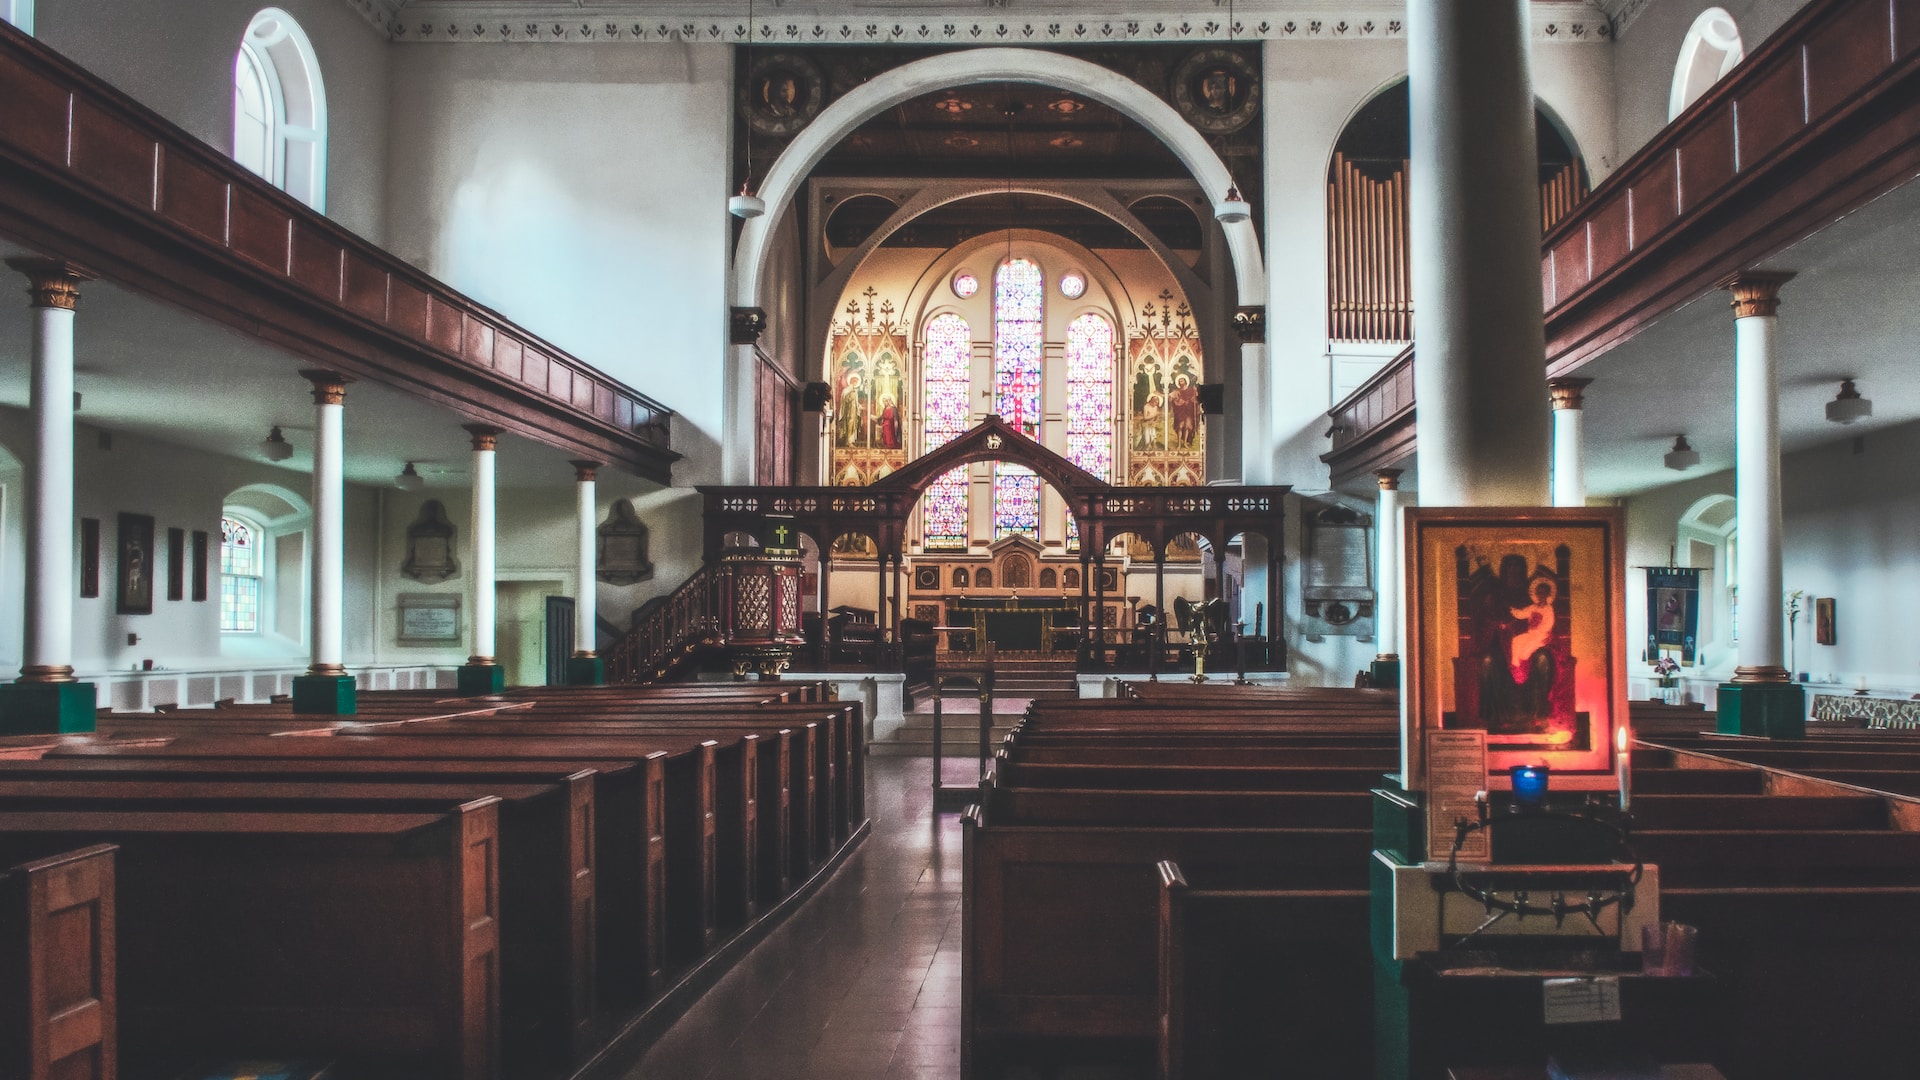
[6,258,92,311]
[299,370,351,405]
[571,460,601,483]
[1547,376,1593,411]
[1724,272,1795,319]
[463,424,501,452]
[1374,468,1404,492]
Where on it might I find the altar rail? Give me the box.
[1324,0,1920,485]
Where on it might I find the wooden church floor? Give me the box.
[626,755,965,1080]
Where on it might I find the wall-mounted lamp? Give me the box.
[259,426,294,462]
[1663,435,1700,471]
[1826,379,1872,425]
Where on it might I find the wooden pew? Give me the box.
[1,844,116,1080]
[0,803,502,1080]
[1156,861,1371,1080]
[0,775,596,1070]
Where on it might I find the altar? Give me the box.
[949,595,1077,654]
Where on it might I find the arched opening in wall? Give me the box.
[1670,8,1745,121]
[233,8,327,210]
[2,0,33,35]
[220,483,311,657]
[822,194,899,263]
[1676,493,1738,660]
[1325,80,1586,345]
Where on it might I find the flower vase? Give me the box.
[1659,678,1681,706]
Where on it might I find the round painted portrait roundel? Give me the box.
[741,52,825,137]
[1169,47,1261,136]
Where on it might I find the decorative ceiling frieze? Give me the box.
[348,1,1614,45]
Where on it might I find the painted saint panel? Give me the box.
[828,286,909,486]
[1124,290,1205,486]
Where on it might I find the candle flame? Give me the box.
[1616,724,1630,754]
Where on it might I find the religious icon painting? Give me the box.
[1169,46,1261,135]
[1404,507,1627,793]
[739,52,825,137]
[1645,566,1701,665]
[116,512,156,615]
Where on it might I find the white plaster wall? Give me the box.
[371,476,698,669]
[1611,0,1811,164]
[34,0,393,242]
[1623,419,1920,696]
[383,43,733,485]
[0,410,381,678]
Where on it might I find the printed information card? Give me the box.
[1426,729,1490,862]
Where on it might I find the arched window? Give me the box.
[1669,8,1744,120]
[220,515,263,633]
[992,258,1044,541]
[921,313,972,550]
[1064,312,1116,550]
[2,0,34,34]
[233,9,327,210]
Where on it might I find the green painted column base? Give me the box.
[1369,657,1402,691]
[457,664,506,696]
[292,673,358,715]
[0,681,97,734]
[1716,681,1806,739]
[565,657,605,687]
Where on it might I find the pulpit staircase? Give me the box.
[604,564,724,684]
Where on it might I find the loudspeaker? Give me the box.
[1199,383,1226,415]
[802,382,831,411]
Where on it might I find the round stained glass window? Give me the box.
[951,271,979,299]
[1059,272,1087,299]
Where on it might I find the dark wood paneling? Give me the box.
[1734,53,1810,168]
[1676,110,1737,213]
[389,278,429,339]
[341,253,388,321]
[226,186,288,273]
[493,336,523,382]
[1550,232,1589,303]
[288,221,342,300]
[1898,0,1920,59]
[0,62,70,164]
[464,317,495,370]
[1630,157,1680,247]
[523,348,550,395]
[68,100,153,209]
[157,153,228,246]
[572,370,596,413]
[1586,196,1632,281]
[549,362,573,403]
[426,296,464,355]
[1807,0,1895,118]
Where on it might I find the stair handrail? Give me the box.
[606,562,721,683]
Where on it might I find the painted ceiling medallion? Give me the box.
[951,271,979,299]
[1048,135,1084,149]
[1169,46,1261,135]
[932,96,973,115]
[945,134,980,149]
[739,51,825,137]
[1048,98,1086,114]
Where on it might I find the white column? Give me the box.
[302,371,349,677]
[1239,339,1269,485]
[572,461,599,659]
[7,260,88,683]
[723,309,765,485]
[1549,378,1592,508]
[465,426,499,666]
[1729,274,1793,683]
[1374,469,1405,668]
[1407,0,1552,507]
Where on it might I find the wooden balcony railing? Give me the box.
[0,21,677,480]
[1324,0,1920,485]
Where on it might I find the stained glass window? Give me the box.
[1059,272,1087,299]
[993,259,1044,541]
[220,515,261,633]
[951,271,978,299]
[921,313,972,549]
[1064,313,1116,550]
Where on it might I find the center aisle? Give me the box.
[626,756,964,1080]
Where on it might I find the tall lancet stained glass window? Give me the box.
[1063,312,1115,549]
[921,313,972,549]
[993,259,1044,540]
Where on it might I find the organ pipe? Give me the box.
[1327,154,1586,342]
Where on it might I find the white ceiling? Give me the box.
[1577,170,1920,497]
[0,241,640,493]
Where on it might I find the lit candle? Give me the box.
[1857,676,1870,693]
[1616,723,1632,813]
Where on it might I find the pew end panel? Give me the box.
[1,843,117,1080]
